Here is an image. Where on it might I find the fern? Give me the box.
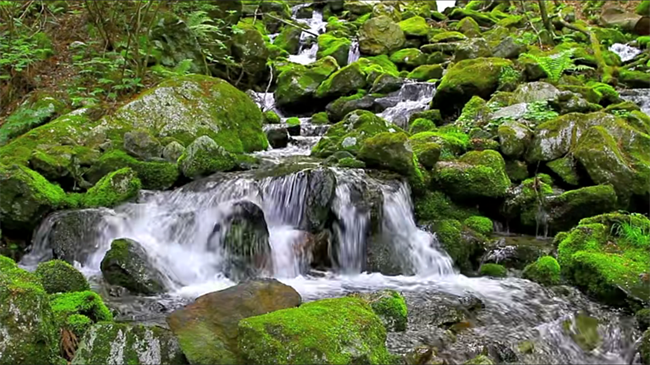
[519,49,593,83]
[150,59,194,78]
[186,10,222,42]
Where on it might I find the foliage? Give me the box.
[519,49,593,83]
[611,217,650,248]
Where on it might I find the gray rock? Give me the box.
[100,238,168,295]
[179,136,236,179]
[266,128,290,149]
[492,37,526,59]
[454,38,492,62]
[124,130,162,160]
[512,82,561,103]
[162,141,185,162]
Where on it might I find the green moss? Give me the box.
[286,117,301,127]
[50,290,113,325]
[522,256,561,286]
[65,313,93,337]
[455,96,490,133]
[264,110,281,124]
[35,259,89,294]
[638,0,650,15]
[478,263,507,277]
[505,160,529,182]
[548,185,618,232]
[398,15,429,37]
[407,64,443,81]
[464,355,495,365]
[637,308,650,331]
[547,157,580,186]
[414,191,479,223]
[311,112,330,125]
[389,48,426,69]
[338,157,366,168]
[357,55,400,79]
[435,150,511,199]
[358,131,418,177]
[238,297,394,365]
[409,118,436,135]
[316,62,367,99]
[457,16,481,36]
[353,290,408,332]
[434,219,470,269]
[81,167,141,208]
[410,129,470,159]
[90,150,178,190]
[464,216,493,236]
[275,57,339,107]
[431,31,467,43]
[618,69,650,88]
[0,95,68,145]
[317,33,352,66]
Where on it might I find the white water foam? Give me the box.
[609,43,642,62]
[288,8,326,65]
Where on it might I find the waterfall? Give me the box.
[609,43,642,62]
[347,41,360,65]
[377,82,437,128]
[288,8,326,65]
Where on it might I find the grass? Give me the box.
[611,220,650,248]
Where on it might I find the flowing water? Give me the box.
[621,88,650,115]
[378,82,437,128]
[610,43,642,63]
[287,6,326,65]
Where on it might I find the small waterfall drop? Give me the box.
[620,88,650,115]
[377,82,436,128]
[288,7,326,65]
[347,41,360,65]
[609,43,642,62]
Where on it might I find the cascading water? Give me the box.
[377,82,437,128]
[621,88,650,115]
[347,41,360,65]
[609,43,642,62]
[287,6,326,65]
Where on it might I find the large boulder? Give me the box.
[316,61,368,100]
[123,129,163,160]
[547,185,618,232]
[0,164,68,234]
[431,57,513,116]
[72,323,186,365]
[0,257,58,364]
[600,6,650,35]
[100,238,167,295]
[178,136,236,179]
[109,75,268,153]
[232,25,270,80]
[359,16,406,56]
[434,150,511,200]
[238,297,394,364]
[274,57,339,112]
[214,200,273,281]
[497,121,533,159]
[358,131,420,178]
[312,110,399,157]
[275,25,303,54]
[167,279,301,365]
[317,33,352,67]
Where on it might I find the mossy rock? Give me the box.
[232,24,270,78]
[317,33,352,67]
[522,256,561,286]
[433,219,479,273]
[638,308,650,331]
[50,290,113,335]
[352,290,407,332]
[0,164,68,233]
[178,135,237,179]
[497,121,532,159]
[358,131,420,179]
[398,15,429,37]
[338,157,366,168]
[100,238,167,295]
[359,16,406,56]
[547,157,580,186]
[312,110,398,158]
[640,329,650,365]
[72,323,186,365]
[123,129,162,160]
[311,112,330,125]
[478,263,507,277]
[556,213,650,306]
[618,69,650,88]
[501,174,554,229]
[316,61,368,100]
[162,141,185,163]
[88,150,179,190]
[505,160,529,182]
[547,185,618,232]
[81,167,141,208]
[434,150,511,200]
[112,74,268,153]
[414,191,479,224]
[275,25,302,54]
[275,56,339,110]
[457,16,481,37]
[464,216,493,236]
[464,355,495,365]
[238,297,394,365]
[35,259,89,294]
[430,31,467,43]
[407,64,443,81]
[409,118,437,134]
[264,110,281,124]
[432,57,513,116]
[0,257,59,364]
[412,141,441,169]
[370,74,403,94]
[389,48,427,69]
[410,128,470,159]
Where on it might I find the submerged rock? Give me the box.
[100,238,167,295]
[238,297,394,365]
[71,323,186,365]
[167,279,301,365]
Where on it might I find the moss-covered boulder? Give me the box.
[457,16,481,37]
[497,121,532,159]
[464,216,493,236]
[370,73,404,94]
[275,57,339,110]
[638,308,650,331]
[325,91,376,122]
[316,61,368,100]
[275,25,302,54]
[0,257,58,364]
[389,48,427,69]
[351,290,407,332]
[478,263,507,277]
[358,131,420,179]
[312,110,397,157]
[167,279,301,365]
[431,57,513,116]
[232,24,270,79]
[359,16,406,55]
[317,33,352,67]
[409,128,470,159]
[162,141,185,163]
[238,297,394,365]
[433,219,483,273]
[464,355,495,365]
[399,15,429,37]
[71,323,186,365]
[412,141,441,169]
[407,64,443,81]
[556,213,650,306]
[81,167,141,208]
[311,112,330,125]
[0,94,68,146]
[547,156,580,186]
[434,150,511,199]
[111,74,268,153]
[522,256,561,286]
[178,135,236,179]
[123,129,163,160]
[0,164,67,233]
[501,174,553,230]
[547,185,618,232]
[88,150,179,190]
[100,238,167,295]
[34,259,89,294]
[50,290,113,334]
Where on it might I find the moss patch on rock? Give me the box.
[522,256,561,286]
[35,259,89,294]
